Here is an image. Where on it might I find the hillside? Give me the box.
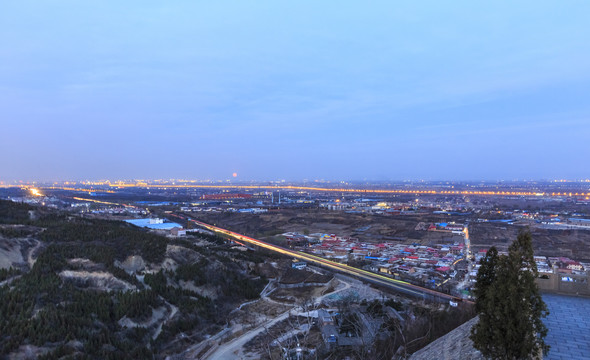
[0,200,277,359]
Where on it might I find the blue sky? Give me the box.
[1,1,589,181]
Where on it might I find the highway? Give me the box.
[181,216,469,304]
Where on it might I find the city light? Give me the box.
[61,183,590,198]
[30,182,590,199]
[30,188,42,197]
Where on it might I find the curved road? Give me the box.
[206,273,353,360]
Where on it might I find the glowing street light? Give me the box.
[30,188,42,197]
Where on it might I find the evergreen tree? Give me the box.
[470,229,549,359]
[472,246,498,313]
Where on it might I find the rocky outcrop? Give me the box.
[179,280,219,300]
[68,258,104,271]
[59,270,136,291]
[0,240,23,269]
[0,237,38,270]
[115,255,146,273]
[159,245,204,271]
[166,245,202,264]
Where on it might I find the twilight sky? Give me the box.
[1,1,589,181]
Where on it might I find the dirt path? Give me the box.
[204,277,352,360]
[205,309,293,360]
[27,239,42,268]
[152,303,178,340]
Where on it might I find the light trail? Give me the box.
[71,197,135,208]
[41,186,115,194]
[96,183,590,198]
[24,184,590,198]
[188,217,469,303]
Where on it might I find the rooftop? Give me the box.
[410,294,590,360]
[125,218,182,230]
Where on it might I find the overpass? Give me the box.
[184,216,469,304]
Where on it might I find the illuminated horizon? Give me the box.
[7,181,590,199]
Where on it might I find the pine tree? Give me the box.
[472,246,498,313]
[470,229,549,359]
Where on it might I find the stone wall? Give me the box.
[536,269,590,296]
[409,317,483,360]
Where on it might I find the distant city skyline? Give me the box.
[2,1,589,181]
[3,178,590,186]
